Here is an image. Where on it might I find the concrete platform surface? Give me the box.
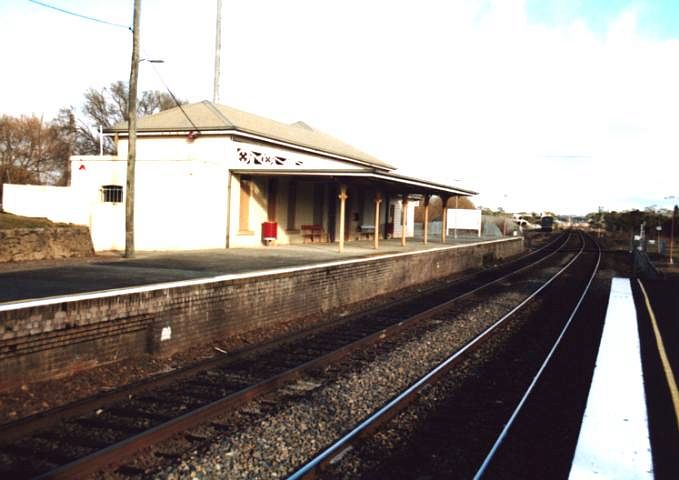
[0,237,504,304]
[569,278,653,479]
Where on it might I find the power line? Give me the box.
[29,0,198,134]
[28,0,131,31]
[142,48,200,134]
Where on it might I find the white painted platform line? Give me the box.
[569,277,653,480]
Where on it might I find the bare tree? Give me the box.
[74,80,183,155]
[0,81,183,204]
[0,114,73,199]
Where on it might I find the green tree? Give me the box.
[588,208,673,234]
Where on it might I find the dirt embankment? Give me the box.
[0,212,94,263]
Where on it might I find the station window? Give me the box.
[101,185,123,203]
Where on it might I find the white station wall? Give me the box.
[446,208,482,235]
[3,133,388,252]
[71,156,228,251]
[133,160,228,250]
[391,200,416,238]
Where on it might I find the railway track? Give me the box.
[0,232,573,479]
[288,231,602,479]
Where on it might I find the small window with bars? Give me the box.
[101,185,123,203]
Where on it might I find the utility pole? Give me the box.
[671,205,677,265]
[125,0,141,258]
[213,0,222,103]
[453,195,458,239]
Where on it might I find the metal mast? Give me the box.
[213,0,222,103]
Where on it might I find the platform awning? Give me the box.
[230,168,477,197]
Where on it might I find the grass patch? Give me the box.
[0,212,69,229]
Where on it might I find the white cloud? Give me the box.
[2,0,678,215]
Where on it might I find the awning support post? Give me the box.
[454,195,459,239]
[423,194,430,244]
[374,192,382,249]
[338,184,348,253]
[441,195,450,244]
[401,194,408,247]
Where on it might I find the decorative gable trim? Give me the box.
[237,148,303,167]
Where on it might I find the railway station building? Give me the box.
[2,101,476,252]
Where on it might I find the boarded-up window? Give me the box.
[239,176,251,232]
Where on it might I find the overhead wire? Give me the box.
[27,0,131,31]
[28,0,199,136]
[141,48,200,135]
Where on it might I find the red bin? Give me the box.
[262,221,277,240]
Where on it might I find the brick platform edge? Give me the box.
[0,238,523,387]
[0,226,94,262]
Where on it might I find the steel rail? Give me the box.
[286,232,588,480]
[30,234,572,479]
[0,233,566,447]
[5,234,570,478]
[36,234,569,479]
[472,233,601,478]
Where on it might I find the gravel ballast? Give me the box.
[143,248,576,479]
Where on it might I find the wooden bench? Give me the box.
[301,224,326,243]
[359,224,375,239]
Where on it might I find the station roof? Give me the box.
[232,168,478,197]
[107,100,395,170]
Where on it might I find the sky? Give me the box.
[2,0,679,215]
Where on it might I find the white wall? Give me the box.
[71,156,127,193]
[4,134,385,252]
[117,135,232,165]
[133,160,228,250]
[90,202,125,251]
[74,156,229,251]
[391,199,416,238]
[446,208,482,235]
[2,158,128,251]
[2,184,85,225]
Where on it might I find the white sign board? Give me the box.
[446,208,482,235]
